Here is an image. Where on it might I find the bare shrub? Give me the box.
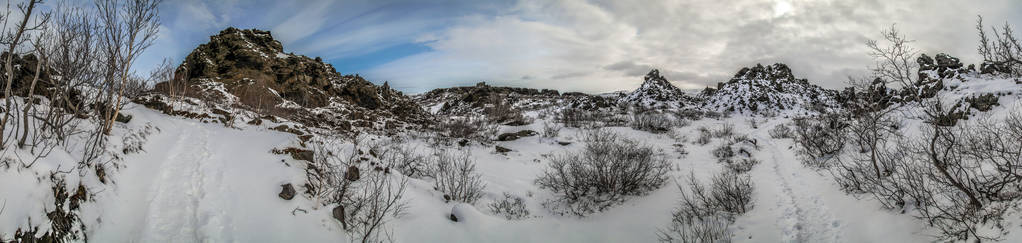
[695,127,712,145]
[793,114,847,168]
[711,143,735,161]
[557,107,592,128]
[676,171,753,219]
[541,121,561,138]
[866,25,918,88]
[712,136,759,174]
[712,123,734,138]
[307,136,408,243]
[660,170,753,243]
[440,116,497,141]
[557,108,621,128]
[432,150,485,204]
[976,16,1022,75]
[768,124,793,139]
[631,113,674,133]
[671,108,705,121]
[488,192,530,220]
[378,143,427,178]
[658,213,733,243]
[344,171,408,243]
[484,94,531,125]
[536,129,670,216]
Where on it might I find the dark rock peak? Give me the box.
[731,63,798,83]
[621,69,694,109]
[645,69,666,82]
[215,27,283,53]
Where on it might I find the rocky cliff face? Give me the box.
[153,27,428,130]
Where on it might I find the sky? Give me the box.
[136,0,1022,94]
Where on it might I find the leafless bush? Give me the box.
[658,213,732,243]
[484,94,531,125]
[431,150,485,204]
[307,136,408,243]
[793,114,847,168]
[768,124,792,139]
[440,116,497,141]
[671,108,705,121]
[631,113,674,133]
[377,143,427,178]
[679,170,753,218]
[541,121,560,138]
[488,192,530,220]
[536,129,670,216]
[976,16,1022,75]
[827,101,1022,241]
[660,170,753,242]
[695,127,713,145]
[557,108,622,128]
[557,107,591,128]
[712,136,760,173]
[712,123,734,138]
[866,25,918,88]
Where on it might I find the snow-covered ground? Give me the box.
[2,105,942,242]
[4,75,1022,242]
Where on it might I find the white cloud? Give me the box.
[270,0,335,44]
[368,0,1022,94]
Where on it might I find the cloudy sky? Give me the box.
[139,0,1022,94]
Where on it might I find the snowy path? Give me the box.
[732,121,930,242]
[85,107,341,242]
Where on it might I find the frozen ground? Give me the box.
[2,105,939,242]
[4,76,1022,242]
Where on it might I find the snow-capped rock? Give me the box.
[621,69,698,109]
[702,63,840,115]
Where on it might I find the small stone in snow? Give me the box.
[278,183,296,200]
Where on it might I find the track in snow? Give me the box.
[731,125,845,242]
[87,108,343,242]
[137,124,232,242]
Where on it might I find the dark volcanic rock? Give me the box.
[495,145,512,153]
[702,63,840,115]
[622,69,698,109]
[278,183,296,200]
[152,27,429,131]
[497,130,537,141]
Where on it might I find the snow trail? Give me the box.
[87,108,340,242]
[732,120,929,242]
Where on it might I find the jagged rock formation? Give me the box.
[152,27,428,130]
[621,69,698,109]
[910,53,973,100]
[415,82,616,117]
[702,63,840,115]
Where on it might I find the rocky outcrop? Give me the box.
[416,82,617,119]
[621,69,698,109]
[153,27,428,131]
[702,63,840,115]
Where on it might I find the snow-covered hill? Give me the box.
[702,63,841,115]
[621,69,700,109]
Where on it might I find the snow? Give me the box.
[85,104,339,242]
[3,73,1022,242]
[732,118,930,242]
[0,103,960,242]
